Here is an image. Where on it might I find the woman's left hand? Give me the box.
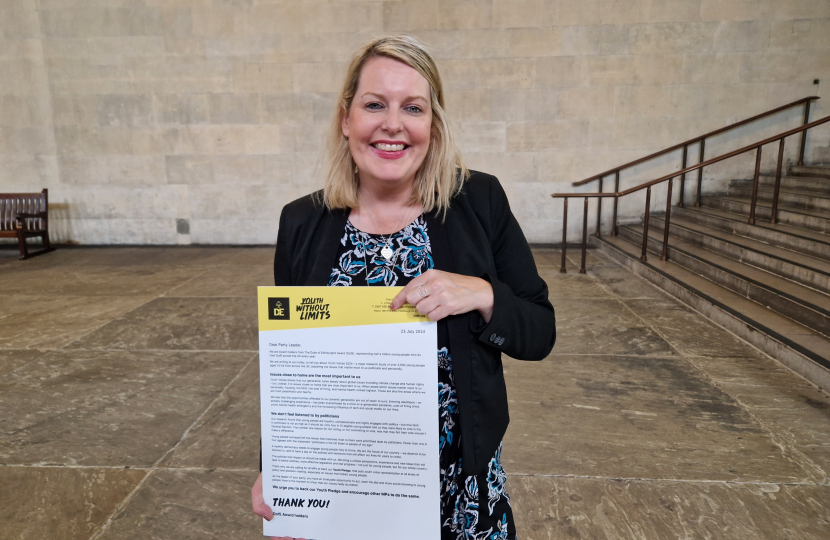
[390,269,494,323]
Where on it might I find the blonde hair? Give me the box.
[322,35,468,215]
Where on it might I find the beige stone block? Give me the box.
[700,0,772,21]
[275,31,366,64]
[489,88,560,122]
[598,25,630,55]
[264,152,323,185]
[438,0,493,29]
[163,125,248,155]
[713,21,772,52]
[87,36,166,63]
[442,58,535,90]
[492,0,551,28]
[457,121,506,153]
[300,2,383,33]
[234,3,306,36]
[598,0,646,24]
[384,0,439,31]
[59,155,167,186]
[157,94,209,124]
[0,127,56,155]
[233,63,292,93]
[458,29,509,58]
[507,121,590,152]
[0,1,41,38]
[41,38,89,60]
[189,185,247,218]
[740,52,802,83]
[465,151,538,183]
[536,56,586,88]
[506,27,562,58]
[444,89,490,122]
[614,85,677,118]
[276,122,328,154]
[262,93,334,124]
[643,0,703,23]
[95,94,153,127]
[189,217,280,244]
[562,26,601,56]
[0,96,34,127]
[292,62,346,93]
[632,53,685,85]
[537,147,644,184]
[769,19,830,50]
[166,155,215,185]
[163,37,207,57]
[165,156,215,184]
[629,22,717,54]
[0,59,50,97]
[213,154,265,184]
[682,52,743,84]
[208,93,260,124]
[406,30,463,60]
[64,217,180,244]
[0,155,60,190]
[607,118,671,150]
[242,125,281,155]
[64,184,189,220]
[776,0,830,19]
[584,55,637,86]
[551,0,602,26]
[191,6,236,36]
[558,86,614,119]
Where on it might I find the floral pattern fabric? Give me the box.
[329,216,516,540]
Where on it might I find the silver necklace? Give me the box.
[360,200,408,261]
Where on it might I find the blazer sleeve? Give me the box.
[273,203,294,287]
[470,176,556,361]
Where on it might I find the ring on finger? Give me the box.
[418,284,429,298]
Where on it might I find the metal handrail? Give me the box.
[552,113,830,274]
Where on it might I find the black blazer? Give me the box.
[273,171,556,473]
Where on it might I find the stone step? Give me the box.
[701,196,830,234]
[594,234,830,391]
[646,214,830,293]
[672,206,830,261]
[727,185,830,213]
[791,165,830,179]
[730,175,829,195]
[618,223,830,338]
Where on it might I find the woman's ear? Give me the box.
[341,107,350,138]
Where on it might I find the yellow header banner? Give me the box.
[257,286,429,331]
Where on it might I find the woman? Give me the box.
[252,35,555,540]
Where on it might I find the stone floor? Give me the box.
[0,244,828,539]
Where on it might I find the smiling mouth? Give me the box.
[372,142,408,151]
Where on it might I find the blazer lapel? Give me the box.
[306,207,349,286]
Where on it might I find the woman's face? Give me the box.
[342,56,432,192]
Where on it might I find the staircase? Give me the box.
[596,164,830,389]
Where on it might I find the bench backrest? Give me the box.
[0,189,48,232]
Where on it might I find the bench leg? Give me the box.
[16,230,29,260]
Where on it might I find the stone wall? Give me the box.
[1,0,829,244]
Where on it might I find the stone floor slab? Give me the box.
[164,265,273,297]
[551,298,676,356]
[509,475,830,540]
[67,297,258,351]
[95,469,262,540]
[162,359,260,470]
[588,264,670,299]
[624,299,762,358]
[0,266,203,297]
[0,295,153,350]
[690,355,816,388]
[502,355,811,482]
[0,349,45,377]
[537,271,614,299]
[0,350,252,467]
[0,466,146,540]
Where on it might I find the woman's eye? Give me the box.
[365,102,384,110]
[405,105,423,114]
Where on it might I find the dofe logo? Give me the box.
[268,297,290,320]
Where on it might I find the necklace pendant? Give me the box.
[381,244,394,260]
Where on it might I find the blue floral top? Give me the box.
[329,216,516,540]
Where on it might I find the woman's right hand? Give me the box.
[251,472,308,540]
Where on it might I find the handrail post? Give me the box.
[798,100,811,166]
[661,178,673,261]
[596,177,603,237]
[641,186,651,262]
[748,146,762,225]
[696,138,705,207]
[580,197,589,274]
[770,138,785,224]
[612,171,620,235]
[678,145,687,208]
[560,198,568,273]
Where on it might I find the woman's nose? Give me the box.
[382,109,403,133]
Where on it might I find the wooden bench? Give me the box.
[0,189,56,260]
